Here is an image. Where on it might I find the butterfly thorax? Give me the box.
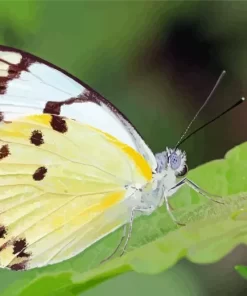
[140,147,188,211]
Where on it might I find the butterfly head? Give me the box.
[166,148,188,177]
[155,148,188,177]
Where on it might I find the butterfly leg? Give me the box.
[119,205,154,257]
[119,207,136,257]
[165,178,224,226]
[101,206,154,263]
[170,178,224,204]
[168,200,175,211]
[100,224,127,264]
[164,196,185,226]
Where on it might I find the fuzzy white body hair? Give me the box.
[128,148,186,216]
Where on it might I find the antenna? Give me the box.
[177,97,245,148]
[175,70,226,150]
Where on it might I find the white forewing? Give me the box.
[29,62,84,99]
[59,102,136,148]
[1,63,83,103]
[0,45,157,170]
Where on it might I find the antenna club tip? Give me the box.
[241,97,246,101]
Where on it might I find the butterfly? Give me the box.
[0,45,223,271]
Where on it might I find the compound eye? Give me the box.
[176,164,188,177]
[169,153,181,170]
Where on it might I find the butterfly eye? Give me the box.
[169,153,181,170]
[176,164,188,177]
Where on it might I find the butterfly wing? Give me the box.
[0,114,152,270]
[0,45,157,171]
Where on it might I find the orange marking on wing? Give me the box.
[81,191,125,217]
[102,133,152,181]
[21,114,52,126]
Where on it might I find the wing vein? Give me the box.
[0,138,129,184]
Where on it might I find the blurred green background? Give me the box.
[1,1,247,295]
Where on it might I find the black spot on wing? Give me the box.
[33,166,47,181]
[30,130,44,146]
[0,82,6,94]
[43,94,99,116]
[8,260,28,271]
[43,101,62,115]
[0,144,10,160]
[0,112,4,122]
[13,238,31,258]
[0,225,7,239]
[50,115,68,133]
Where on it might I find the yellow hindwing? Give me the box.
[0,114,152,270]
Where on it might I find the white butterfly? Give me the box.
[0,45,224,271]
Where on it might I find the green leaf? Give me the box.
[235,265,247,280]
[2,142,247,296]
